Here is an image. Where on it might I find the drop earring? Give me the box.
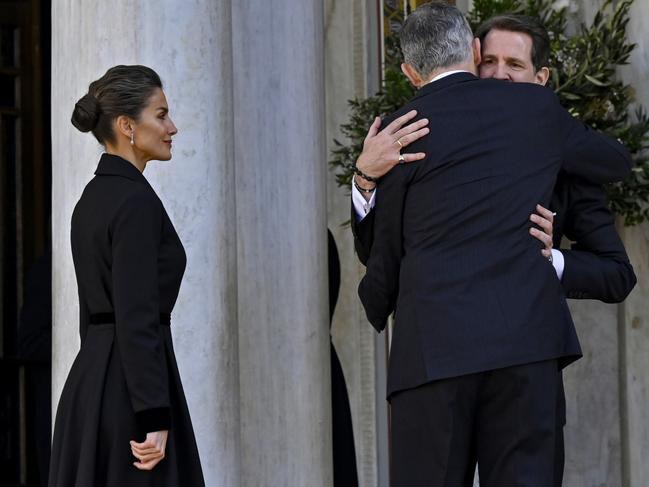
[130,130,135,146]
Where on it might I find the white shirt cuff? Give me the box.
[552,249,565,280]
[352,183,377,221]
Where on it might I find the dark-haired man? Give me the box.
[477,14,636,485]
[352,4,633,486]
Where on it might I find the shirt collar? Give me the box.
[412,71,478,101]
[424,69,474,86]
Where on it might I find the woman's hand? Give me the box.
[356,109,429,181]
[529,204,555,259]
[131,430,168,471]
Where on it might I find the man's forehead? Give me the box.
[482,28,534,59]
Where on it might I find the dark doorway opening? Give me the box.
[0,1,51,486]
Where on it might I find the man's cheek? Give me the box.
[479,66,494,79]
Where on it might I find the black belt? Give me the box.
[89,312,171,326]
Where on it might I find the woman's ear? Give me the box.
[115,115,134,139]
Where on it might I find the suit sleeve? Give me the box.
[556,96,632,183]
[111,190,170,433]
[357,164,413,332]
[351,202,375,266]
[559,178,636,302]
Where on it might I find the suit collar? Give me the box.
[412,71,478,101]
[95,153,147,183]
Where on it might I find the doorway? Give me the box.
[0,1,51,486]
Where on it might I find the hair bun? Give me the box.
[71,93,101,132]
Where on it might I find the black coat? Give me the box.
[356,73,631,398]
[49,154,204,487]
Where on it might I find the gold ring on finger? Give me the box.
[398,154,406,164]
[396,138,404,149]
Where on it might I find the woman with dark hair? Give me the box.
[49,65,204,486]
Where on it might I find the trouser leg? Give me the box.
[390,374,480,487]
[475,360,560,487]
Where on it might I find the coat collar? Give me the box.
[412,71,478,101]
[94,153,148,184]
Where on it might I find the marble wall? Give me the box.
[231,1,332,485]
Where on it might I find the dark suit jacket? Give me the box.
[353,176,636,303]
[357,73,631,397]
[551,174,636,301]
[71,153,186,431]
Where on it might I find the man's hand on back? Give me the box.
[356,110,429,180]
[530,204,555,259]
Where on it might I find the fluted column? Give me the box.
[232,1,332,485]
[51,1,240,485]
[618,2,649,485]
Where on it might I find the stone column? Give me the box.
[618,2,649,485]
[618,224,649,487]
[324,0,384,485]
[562,299,622,486]
[232,1,332,486]
[51,1,240,485]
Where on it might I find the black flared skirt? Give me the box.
[48,324,205,487]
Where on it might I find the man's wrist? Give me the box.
[354,166,379,184]
[356,153,370,175]
[353,174,376,192]
[355,153,381,182]
[351,180,376,220]
[551,249,565,280]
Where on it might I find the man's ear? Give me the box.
[401,63,423,87]
[472,37,482,67]
[535,66,550,86]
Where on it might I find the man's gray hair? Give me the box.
[400,2,474,78]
